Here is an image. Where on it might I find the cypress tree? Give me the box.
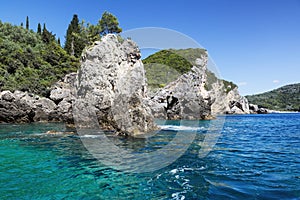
[37,23,42,34]
[42,23,55,44]
[26,16,29,30]
[64,14,84,57]
[57,37,61,46]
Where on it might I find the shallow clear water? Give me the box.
[0,114,299,199]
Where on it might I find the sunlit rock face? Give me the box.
[148,54,214,120]
[74,34,157,136]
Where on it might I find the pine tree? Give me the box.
[64,14,84,57]
[26,16,29,30]
[99,11,122,36]
[37,23,42,34]
[86,23,101,44]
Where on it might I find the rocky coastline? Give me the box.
[0,34,274,134]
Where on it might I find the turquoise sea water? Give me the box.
[0,113,299,200]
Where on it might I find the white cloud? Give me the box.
[273,80,280,83]
[237,82,247,86]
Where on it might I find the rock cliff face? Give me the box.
[148,56,213,120]
[73,34,157,135]
[209,81,250,115]
[148,53,250,118]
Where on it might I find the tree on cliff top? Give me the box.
[99,11,122,36]
[64,14,85,57]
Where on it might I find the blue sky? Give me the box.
[0,0,299,95]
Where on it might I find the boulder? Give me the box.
[1,90,15,102]
[50,72,76,103]
[257,107,269,114]
[57,100,73,123]
[49,72,76,123]
[249,103,259,113]
[33,98,57,121]
[0,90,35,123]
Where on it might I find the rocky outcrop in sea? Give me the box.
[0,34,268,131]
[209,81,250,115]
[73,34,157,135]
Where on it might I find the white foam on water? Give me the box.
[159,125,205,132]
[80,135,103,138]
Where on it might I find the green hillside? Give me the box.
[143,48,237,93]
[0,21,79,97]
[246,83,300,111]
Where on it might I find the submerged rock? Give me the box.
[46,130,74,135]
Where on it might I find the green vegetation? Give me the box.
[99,11,122,36]
[64,14,83,57]
[143,49,194,91]
[246,83,300,111]
[144,62,181,90]
[26,16,29,30]
[64,12,122,58]
[0,11,123,96]
[170,48,207,66]
[222,80,238,94]
[37,23,41,34]
[143,49,193,74]
[143,48,237,94]
[0,21,79,96]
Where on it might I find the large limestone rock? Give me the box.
[148,52,251,117]
[210,81,250,115]
[149,55,213,120]
[73,34,157,135]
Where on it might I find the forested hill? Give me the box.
[143,48,237,93]
[246,83,300,112]
[0,21,79,97]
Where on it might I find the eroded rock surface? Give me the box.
[73,34,157,135]
[148,55,213,120]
